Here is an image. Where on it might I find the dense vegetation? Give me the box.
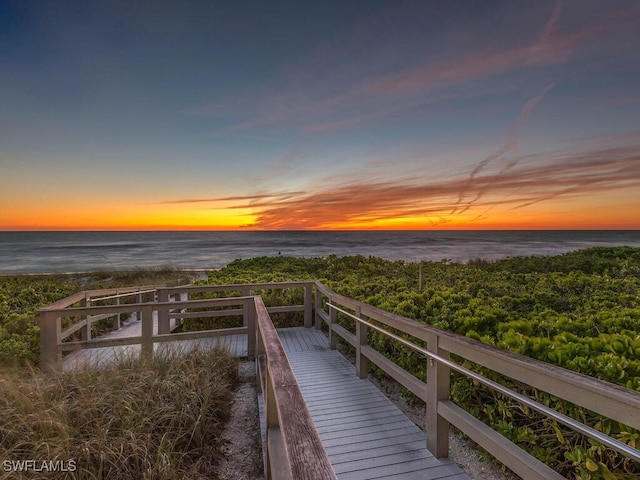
[0,346,238,479]
[2,248,639,478]
[197,247,640,480]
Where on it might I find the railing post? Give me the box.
[178,292,188,328]
[247,297,256,360]
[304,282,313,328]
[355,306,369,379]
[113,293,121,331]
[136,291,143,323]
[426,333,450,458]
[328,297,337,350]
[40,310,61,372]
[243,286,251,327]
[314,285,323,330]
[141,306,154,360]
[264,367,280,480]
[157,288,170,335]
[80,295,91,341]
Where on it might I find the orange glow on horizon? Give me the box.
[3,209,638,231]
[2,183,639,231]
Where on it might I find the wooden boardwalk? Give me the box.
[46,281,640,480]
[63,325,471,479]
[278,328,471,480]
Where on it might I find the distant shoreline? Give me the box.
[3,230,640,275]
[0,268,219,278]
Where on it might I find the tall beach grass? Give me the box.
[0,345,238,479]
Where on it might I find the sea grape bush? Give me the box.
[0,275,81,364]
[201,247,640,479]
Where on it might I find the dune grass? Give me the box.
[0,345,238,479]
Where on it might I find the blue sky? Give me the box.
[1,0,639,229]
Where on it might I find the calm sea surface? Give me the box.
[1,231,639,274]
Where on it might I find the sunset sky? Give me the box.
[1,0,639,230]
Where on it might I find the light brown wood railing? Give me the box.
[254,295,337,480]
[39,281,314,371]
[40,286,159,368]
[314,282,640,480]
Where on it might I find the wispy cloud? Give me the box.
[213,138,640,229]
[362,2,637,97]
[188,1,637,137]
[451,82,555,214]
[153,192,303,205]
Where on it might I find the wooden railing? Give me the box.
[314,282,640,480]
[39,281,314,370]
[39,286,159,368]
[254,295,337,480]
[39,280,640,479]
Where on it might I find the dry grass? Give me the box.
[0,345,238,479]
[84,266,197,289]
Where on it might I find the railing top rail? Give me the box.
[328,302,640,464]
[160,280,313,293]
[87,289,157,302]
[39,292,87,311]
[84,285,164,297]
[39,296,255,316]
[39,285,163,311]
[40,281,314,312]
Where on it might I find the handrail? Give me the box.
[39,296,257,369]
[87,289,156,302]
[317,283,640,430]
[328,302,640,464]
[254,296,337,480]
[39,282,314,370]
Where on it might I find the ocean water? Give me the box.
[0,230,639,274]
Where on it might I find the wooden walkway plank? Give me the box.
[329,441,427,464]
[311,404,400,423]
[340,462,463,480]
[323,432,426,456]
[308,398,394,416]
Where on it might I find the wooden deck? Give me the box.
[62,324,470,479]
[278,328,471,480]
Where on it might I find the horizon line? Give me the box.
[2,228,640,233]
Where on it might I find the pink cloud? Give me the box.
[187,1,638,137]
[361,1,608,97]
